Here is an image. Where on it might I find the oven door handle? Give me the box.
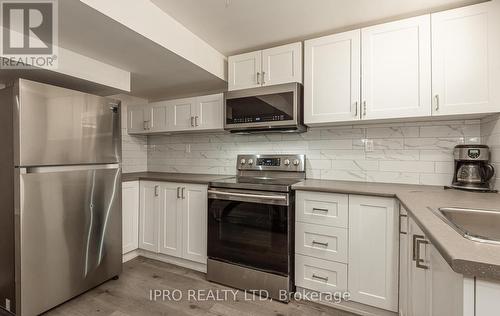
[208,190,287,201]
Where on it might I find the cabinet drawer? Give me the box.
[295,254,348,293]
[296,222,348,263]
[296,191,348,228]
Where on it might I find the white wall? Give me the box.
[148,119,481,186]
[111,94,148,173]
[481,114,500,189]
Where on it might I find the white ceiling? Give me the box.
[21,0,227,100]
[151,0,484,56]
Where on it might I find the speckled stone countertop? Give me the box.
[292,179,500,281]
[122,172,233,184]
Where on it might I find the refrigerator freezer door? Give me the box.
[16,79,121,167]
[18,165,122,316]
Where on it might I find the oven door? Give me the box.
[207,188,291,276]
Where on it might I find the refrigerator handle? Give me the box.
[21,164,120,174]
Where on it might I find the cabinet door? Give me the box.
[139,181,159,252]
[181,184,207,264]
[127,105,148,134]
[304,30,361,124]
[399,207,409,316]
[348,195,399,312]
[194,94,223,131]
[262,42,302,86]
[429,243,466,316]
[122,181,139,254]
[158,183,183,257]
[432,1,500,116]
[408,218,431,316]
[362,15,431,120]
[166,98,195,131]
[228,51,262,91]
[149,102,168,132]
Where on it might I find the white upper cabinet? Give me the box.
[127,105,149,134]
[228,42,302,91]
[361,15,432,120]
[348,195,399,312]
[432,1,500,116]
[150,102,168,132]
[304,30,361,125]
[262,42,302,86]
[166,97,195,131]
[193,94,224,131]
[228,51,262,91]
[128,94,224,135]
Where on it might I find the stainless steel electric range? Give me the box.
[207,154,305,302]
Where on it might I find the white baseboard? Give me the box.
[123,250,140,263]
[122,249,207,273]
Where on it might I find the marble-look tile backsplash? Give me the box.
[481,114,500,190]
[147,119,482,186]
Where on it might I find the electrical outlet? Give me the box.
[364,139,374,152]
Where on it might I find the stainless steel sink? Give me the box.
[430,207,500,245]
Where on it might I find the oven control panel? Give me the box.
[237,154,305,172]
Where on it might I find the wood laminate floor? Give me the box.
[44,257,358,316]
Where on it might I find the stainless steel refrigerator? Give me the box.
[0,79,122,316]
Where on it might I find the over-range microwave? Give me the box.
[224,82,305,133]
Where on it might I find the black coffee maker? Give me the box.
[451,145,495,192]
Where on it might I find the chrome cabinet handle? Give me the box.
[412,234,421,261]
[154,185,159,197]
[262,71,266,85]
[353,101,358,117]
[143,120,150,130]
[435,95,440,111]
[195,116,199,127]
[176,187,181,199]
[312,274,329,282]
[312,240,329,247]
[412,234,429,269]
[416,238,430,269]
[181,187,186,199]
[256,72,260,85]
[399,214,408,235]
[312,207,328,213]
[363,101,367,117]
[190,116,195,127]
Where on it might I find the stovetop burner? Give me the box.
[209,154,306,192]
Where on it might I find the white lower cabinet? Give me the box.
[122,181,139,254]
[295,191,398,312]
[139,181,160,252]
[348,195,399,312]
[181,185,208,263]
[158,183,183,257]
[139,181,208,264]
[401,210,474,316]
[295,254,348,293]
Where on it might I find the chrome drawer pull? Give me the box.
[312,240,329,247]
[312,274,329,282]
[312,207,328,213]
